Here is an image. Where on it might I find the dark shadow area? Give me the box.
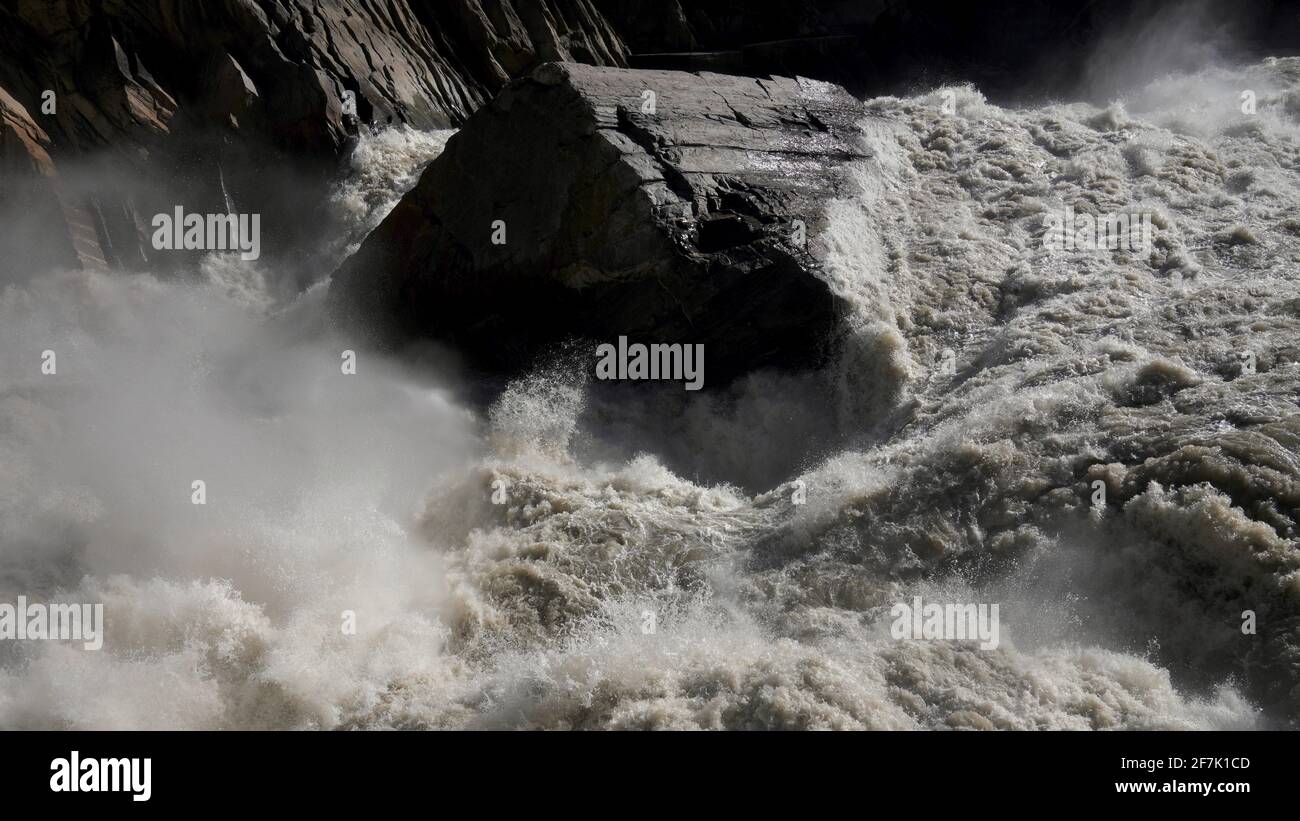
[605,0,1300,104]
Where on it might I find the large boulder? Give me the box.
[331,62,869,382]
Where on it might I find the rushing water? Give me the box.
[1,59,1297,729]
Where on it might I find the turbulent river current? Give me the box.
[2,59,1298,729]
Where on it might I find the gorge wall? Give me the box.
[0,0,627,281]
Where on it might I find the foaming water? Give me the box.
[3,62,1298,728]
[329,126,455,259]
[0,266,475,728]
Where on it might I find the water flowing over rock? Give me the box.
[331,62,870,381]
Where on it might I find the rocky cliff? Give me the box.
[330,62,870,382]
[0,0,627,280]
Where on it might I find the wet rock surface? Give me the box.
[332,62,871,381]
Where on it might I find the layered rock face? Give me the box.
[0,0,627,280]
[0,87,93,275]
[331,62,869,381]
[0,0,626,150]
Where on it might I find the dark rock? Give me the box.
[331,62,869,383]
[207,53,259,124]
[0,86,57,177]
[603,0,1300,103]
[0,0,628,280]
[0,87,101,276]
